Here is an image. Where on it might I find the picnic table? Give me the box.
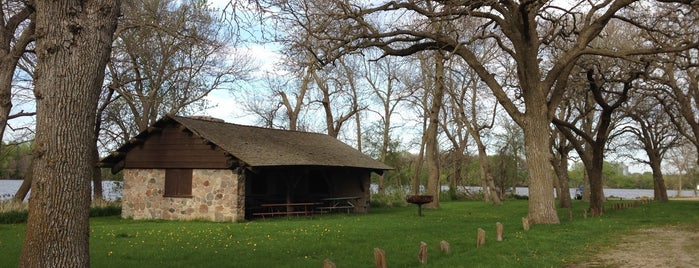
[318,196,360,214]
[253,202,321,219]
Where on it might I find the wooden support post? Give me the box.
[440,240,450,254]
[374,248,386,268]
[418,241,427,264]
[323,259,336,268]
[477,228,486,248]
[583,209,588,219]
[522,217,530,231]
[496,222,504,241]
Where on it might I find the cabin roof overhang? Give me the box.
[99,116,392,174]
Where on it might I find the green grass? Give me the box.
[1,200,698,267]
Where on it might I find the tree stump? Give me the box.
[418,241,427,264]
[477,228,486,248]
[496,222,504,241]
[440,240,450,254]
[522,217,530,231]
[323,259,336,268]
[374,248,387,268]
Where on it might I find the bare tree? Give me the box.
[651,48,699,177]
[20,0,119,266]
[554,64,643,215]
[310,58,363,138]
[665,142,698,197]
[440,81,470,200]
[256,0,699,224]
[364,54,413,193]
[622,91,681,201]
[424,51,445,208]
[0,0,34,154]
[494,116,526,197]
[103,0,252,137]
[550,104,574,208]
[444,57,501,205]
[408,81,429,196]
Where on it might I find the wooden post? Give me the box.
[374,248,387,268]
[477,228,486,248]
[567,209,573,221]
[323,259,336,268]
[418,241,427,264]
[521,217,530,231]
[583,209,588,219]
[440,240,450,254]
[496,222,504,241]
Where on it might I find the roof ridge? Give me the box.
[173,115,331,137]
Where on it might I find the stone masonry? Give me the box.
[122,169,245,222]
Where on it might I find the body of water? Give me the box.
[370,184,698,200]
[2,180,697,202]
[0,180,122,202]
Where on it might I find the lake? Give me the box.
[0,180,122,202]
[1,180,697,202]
[373,184,698,200]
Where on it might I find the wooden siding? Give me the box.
[124,125,231,169]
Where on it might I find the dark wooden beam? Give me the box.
[111,160,125,174]
[147,127,162,134]
[110,151,126,158]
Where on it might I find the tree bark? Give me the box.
[19,0,119,267]
[522,105,560,224]
[424,52,445,209]
[12,160,34,202]
[649,159,669,201]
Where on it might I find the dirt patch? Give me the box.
[571,225,699,267]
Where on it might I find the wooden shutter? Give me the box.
[164,169,193,197]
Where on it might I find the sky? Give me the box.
[3,0,658,175]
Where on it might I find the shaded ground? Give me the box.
[571,222,699,267]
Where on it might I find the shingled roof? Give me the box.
[101,115,392,171]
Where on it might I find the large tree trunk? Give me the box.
[647,149,668,201]
[649,160,668,202]
[522,109,559,224]
[424,52,445,209]
[585,162,604,215]
[552,149,572,208]
[19,0,119,267]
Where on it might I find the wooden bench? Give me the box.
[316,205,354,214]
[319,196,360,214]
[252,211,310,219]
[253,202,321,219]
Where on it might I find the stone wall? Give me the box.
[122,168,245,222]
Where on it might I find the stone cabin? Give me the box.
[100,115,391,222]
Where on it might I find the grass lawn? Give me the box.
[1,199,698,267]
